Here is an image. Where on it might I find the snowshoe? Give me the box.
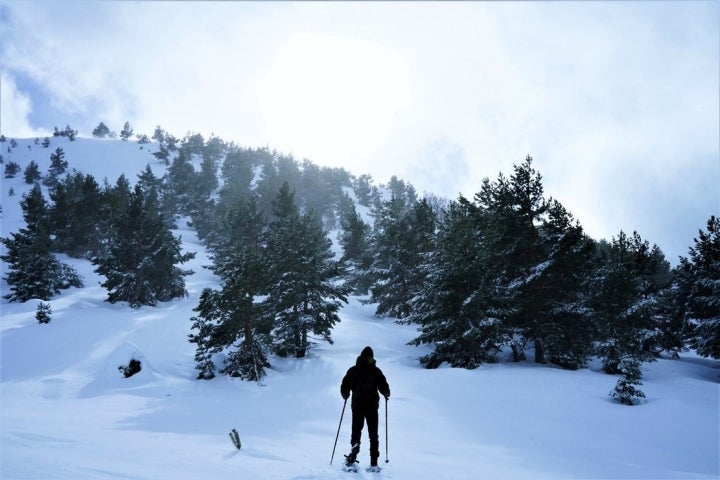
[366,465,382,473]
[342,463,358,473]
[342,444,360,472]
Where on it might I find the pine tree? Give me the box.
[93,184,194,307]
[152,143,170,165]
[92,122,111,138]
[520,200,597,369]
[610,356,646,406]
[23,161,42,184]
[189,195,271,380]
[1,185,83,302]
[592,231,668,373]
[4,161,20,178]
[264,183,350,358]
[479,157,553,363]
[367,195,411,318]
[36,301,52,324]
[181,132,205,155]
[44,147,68,186]
[63,125,77,140]
[678,215,720,359]
[408,196,510,368]
[48,172,105,258]
[189,289,222,379]
[136,164,174,228]
[369,197,436,319]
[407,156,597,369]
[221,147,256,198]
[353,174,378,207]
[338,193,373,294]
[120,121,134,141]
[165,151,196,216]
[98,174,132,243]
[152,125,166,143]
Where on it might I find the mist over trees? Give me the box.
[1,128,718,387]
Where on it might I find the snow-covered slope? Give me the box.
[1,137,719,479]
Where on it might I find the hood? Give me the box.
[355,355,376,368]
[361,346,374,359]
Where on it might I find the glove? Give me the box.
[342,392,349,400]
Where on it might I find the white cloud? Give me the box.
[257,33,412,170]
[0,1,717,261]
[0,73,43,137]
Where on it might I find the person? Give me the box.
[340,346,390,469]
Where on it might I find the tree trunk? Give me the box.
[244,320,253,345]
[534,338,546,364]
[295,329,307,358]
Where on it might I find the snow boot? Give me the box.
[343,444,360,469]
[366,455,381,472]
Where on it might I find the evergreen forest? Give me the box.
[1,127,718,383]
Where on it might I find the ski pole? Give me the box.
[330,398,347,465]
[385,396,389,463]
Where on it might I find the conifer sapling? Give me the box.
[610,356,646,406]
[36,302,52,324]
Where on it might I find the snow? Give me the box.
[2,136,720,479]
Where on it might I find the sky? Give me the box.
[0,1,718,264]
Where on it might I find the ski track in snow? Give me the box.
[1,137,719,480]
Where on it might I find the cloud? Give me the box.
[0,1,716,263]
[256,32,412,171]
[0,73,43,137]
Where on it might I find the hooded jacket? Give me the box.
[340,346,390,408]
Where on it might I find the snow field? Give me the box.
[1,136,719,479]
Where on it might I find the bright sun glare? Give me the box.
[258,33,411,168]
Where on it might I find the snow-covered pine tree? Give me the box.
[36,301,52,324]
[610,356,646,406]
[136,164,175,229]
[190,194,271,381]
[48,172,105,259]
[196,154,219,200]
[185,153,220,234]
[180,132,205,156]
[220,146,256,199]
[120,121,134,141]
[352,173,378,208]
[264,182,350,358]
[369,197,436,320]
[152,143,170,165]
[189,289,222,379]
[92,122,111,138]
[164,151,197,217]
[408,195,510,368]
[93,184,194,308]
[43,147,68,186]
[367,195,414,319]
[408,156,597,370]
[521,199,597,369]
[1,184,83,302]
[338,193,373,294]
[592,231,668,373]
[23,160,41,184]
[479,156,553,364]
[98,174,132,245]
[678,215,720,359]
[4,161,21,178]
[136,164,163,199]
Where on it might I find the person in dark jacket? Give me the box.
[340,346,390,468]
